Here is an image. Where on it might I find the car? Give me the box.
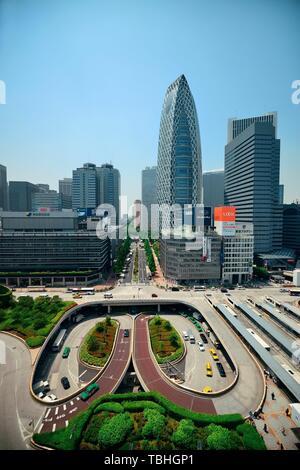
[37,391,46,399]
[61,376,70,389]
[171,286,180,291]
[220,288,228,293]
[182,331,189,341]
[151,293,158,298]
[80,383,100,401]
[203,386,213,393]
[104,292,113,299]
[209,348,219,361]
[200,333,208,344]
[197,341,205,351]
[189,335,195,344]
[216,362,226,377]
[206,362,213,377]
[62,346,71,359]
[43,394,57,402]
[123,329,130,338]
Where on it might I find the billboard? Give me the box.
[214,206,236,237]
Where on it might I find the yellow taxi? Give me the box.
[206,362,213,377]
[203,386,213,393]
[209,348,219,361]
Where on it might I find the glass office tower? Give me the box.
[157,74,202,230]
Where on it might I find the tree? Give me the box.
[96,322,105,334]
[105,316,112,327]
[169,332,179,348]
[164,320,172,331]
[87,335,100,353]
[172,419,198,450]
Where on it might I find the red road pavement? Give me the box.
[40,328,131,433]
[133,314,216,414]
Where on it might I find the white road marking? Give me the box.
[52,423,56,432]
[38,423,44,434]
[65,420,69,427]
[69,407,78,414]
[55,407,59,415]
[45,409,51,419]
[63,404,66,411]
[70,400,74,406]
[76,396,80,401]
[79,369,87,379]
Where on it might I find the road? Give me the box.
[0,333,44,450]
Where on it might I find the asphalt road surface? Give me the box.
[0,333,44,450]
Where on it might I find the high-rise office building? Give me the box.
[141,166,157,230]
[283,203,300,256]
[9,181,39,212]
[59,178,73,209]
[157,74,202,230]
[32,190,62,211]
[203,169,224,213]
[0,164,8,210]
[96,164,120,224]
[224,113,282,254]
[72,163,97,211]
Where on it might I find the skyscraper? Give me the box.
[157,74,202,230]
[96,164,120,224]
[141,166,157,230]
[32,190,62,211]
[72,163,97,211]
[224,113,282,253]
[59,178,72,209]
[203,169,224,213]
[0,164,8,210]
[9,181,39,211]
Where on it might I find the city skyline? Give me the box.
[0,0,299,206]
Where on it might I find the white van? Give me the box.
[182,331,189,341]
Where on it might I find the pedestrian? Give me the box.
[285,408,289,417]
[271,392,275,400]
[281,427,286,436]
[263,423,268,433]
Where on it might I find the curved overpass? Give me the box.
[133,314,216,413]
[40,324,132,433]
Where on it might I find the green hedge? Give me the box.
[236,423,266,450]
[142,409,165,439]
[33,391,245,450]
[95,402,124,413]
[122,400,166,414]
[26,335,45,348]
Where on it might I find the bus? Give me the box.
[246,328,270,351]
[52,329,67,352]
[67,287,95,294]
[289,290,300,297]
[27,285,46,292]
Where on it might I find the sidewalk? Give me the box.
[151,247,175,288]
[254,376,299,450]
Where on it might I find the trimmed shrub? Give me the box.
[0,285,12,308]
[142,409,165,439]
[26,335,45,348]
[236,423,266,450]
[122,400,165,414]
[83,414,107,444]
[172,419,198,450]
[98,412,133,449]
[205,424,243,450]
[95,402,124,414]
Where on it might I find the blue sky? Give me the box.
[0,0,299,208]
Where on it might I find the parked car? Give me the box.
[61,376,70,390]
[200,333,208,344]
[171,286,180,291]
[220,288,228,293]
[151,293,158,298]
[123,329,130,338]
[216,362,226,377]
[197,341,205,352]
[189,335,195,344]
[206,362,213,377]
[104,292,113,299]
[203,386,213,393]
[209,348,219,361]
